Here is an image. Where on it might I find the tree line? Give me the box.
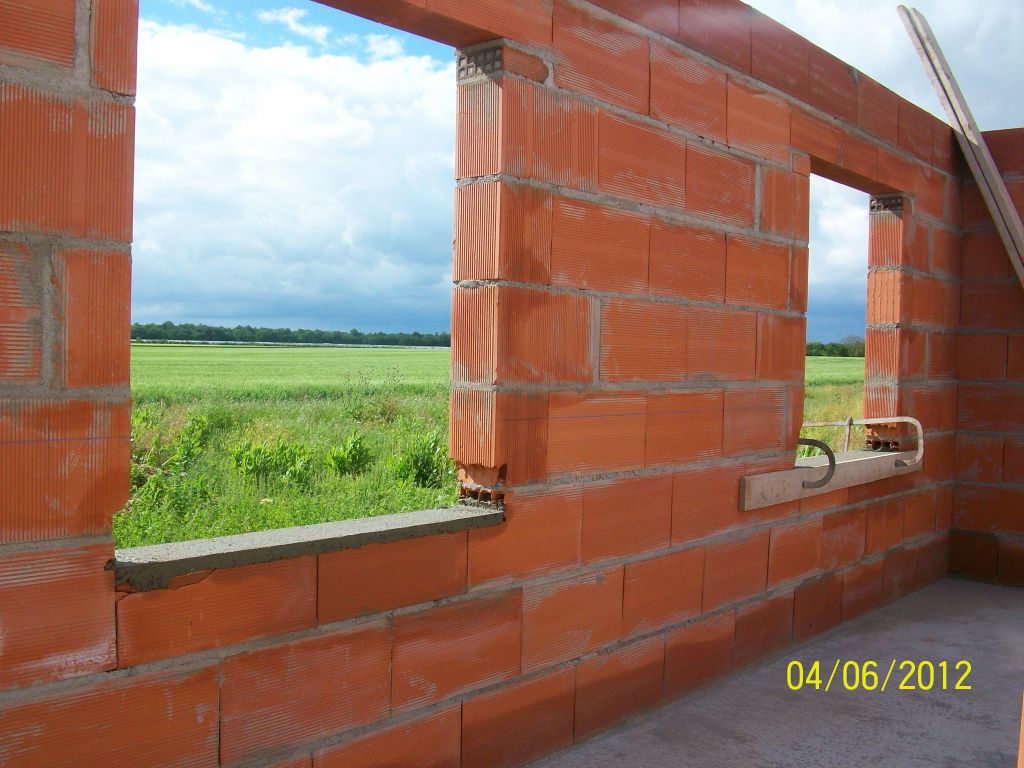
[806,335,865,357]
[131,321,451,347]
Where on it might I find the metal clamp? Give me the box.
[797,438,836,489]
[801,416,925,469]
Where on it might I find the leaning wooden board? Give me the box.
[899,5,1024,285]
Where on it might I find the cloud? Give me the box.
[167,0,217,13]
[256,7,332,48]
[365,33,405,60]
[133,20,456,331]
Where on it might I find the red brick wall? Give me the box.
[951,127,1024,585]
[1,1,1017,766]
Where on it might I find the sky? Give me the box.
[133,0,1024,340]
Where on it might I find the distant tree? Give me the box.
[131,321,450,347]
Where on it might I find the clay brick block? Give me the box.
[676,0,752,73]
[687,306,757,380]
[600,299,687,382]
[319,534,466,623]
[761,167,810,240]
[598,113,687,208]
[961,283,1024,329]
[734,592,793,668]
[790,246,808,312]
[0,0,75,66]
[686,143,756,225]
[960,231,1009,284]
[1009,337,1024,380]
[622,548,705,634]
[866,328,924,382]
[858,75,899,145]
[958,385,1024,433]
[650,41,726,142]
[956,433,1003,483]
[866,270,911,325]
[672,463,743,543]
[997,537,1024,586]
[645,391,724,467]
[757,313,806,382]
[575,637,665,740]
[903,490,937,540]
[79,100,136,242]
[54,249,131,388]
[948,530,999,581]
[0,399,129,543]
[793,572,842,640]
[649,218,726,302]
[589,0,677,35]
[768,518,822,587]
[392,592,521,707]
[868,207,906,269]
[931,227,961,277]
[726,80,790,164]
[807,47,857,122]
[865,500,904,555]
[842,560,884,620]
[664,612,735,697]
[451,285,495,385]
[551,196,649,292]
[838,133,879,184]
[547,391,646,475]
[915,533,949,582]
[119,557,315,667]
[954,486,1024,535]
[502,81,600,192]
[882,546,918,601]
[703,531,769,610]
[463,669,575,768]
[469,489,581,584]
[0,543,114,689]
[750,11,810,98]
[553,1,649,114]
[1004,438,1024,483]
[926,332,957,379]
[0,241,42,383]
[221,624,390,764]
[790,109,841,166]
[582,475,672,563]
[454,181,551,283]
[0,666,218,765]
[904,383,957,433]
[91,0,139,95]
[450,389,549,486]
[426,0,553,47]
[723,387,786,455]
[497,286,593,384]
[522,567,624,671]
[456,79,500,178]
[502,46,549,83]
[316,706,460,768]
[898,99,935,164]
[726,236,790,310]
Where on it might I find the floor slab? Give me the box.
[531,579,1024,768]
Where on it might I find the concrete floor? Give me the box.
[533,579,1024,768]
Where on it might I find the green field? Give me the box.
[118,345,865,548]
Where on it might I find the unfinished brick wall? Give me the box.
[0,1,1020,767]
[951,128,1024,585]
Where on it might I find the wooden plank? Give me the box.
[740,450,921,512]
[898,5,1024,285]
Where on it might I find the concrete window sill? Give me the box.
[113,504,504,591]
[739,450,922,512]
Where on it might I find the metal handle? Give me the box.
[798,438,836,489]
[801,416,925,468]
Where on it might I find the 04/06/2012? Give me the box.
[786,659,973,692]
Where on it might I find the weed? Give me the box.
[326,432,373,476]
[230,439,315,490]
[391,431,456,489]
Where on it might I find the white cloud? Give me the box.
[256,7,331,48]
[167,0,217,13]
[365,33,405,60]
[133,20,456,331]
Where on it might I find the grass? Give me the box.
[116,346,866,548]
